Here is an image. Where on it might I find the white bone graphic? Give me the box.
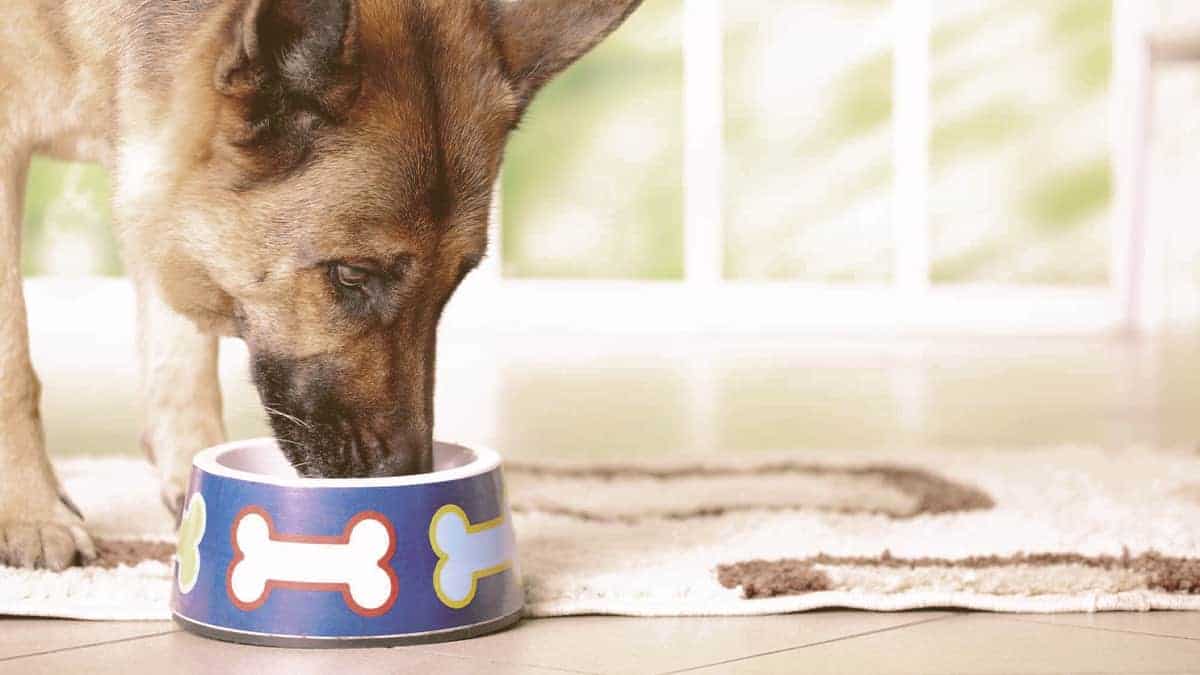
[228,508,398,616]
[429,505,515,609]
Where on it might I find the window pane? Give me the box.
[724,0,893,282]
[500,0,684,280]
[22,157,121,276]
[930,0,1111,285]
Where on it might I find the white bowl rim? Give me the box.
[193,437,501,488]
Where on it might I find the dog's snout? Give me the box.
[271,414,433,479]
[365,426,433,477]
[251,349,435,479]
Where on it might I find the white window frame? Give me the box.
[443,0,1143,336]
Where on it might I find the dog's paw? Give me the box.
[161,479,188,524]
[0,498,96,571]
[142,425,218,524]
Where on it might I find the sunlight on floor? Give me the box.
[34,327,1200,462]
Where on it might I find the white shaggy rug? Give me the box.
[2,446,1199,620]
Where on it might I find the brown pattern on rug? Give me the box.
[717,550,1200,598]
[507,461,994,520]
[508,502,839,523]
[714,559,834,597]
[90,540,174,569]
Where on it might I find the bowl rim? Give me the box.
[192,437,500,488]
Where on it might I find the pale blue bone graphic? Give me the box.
[429,505,515,609]
[176,493,207,594]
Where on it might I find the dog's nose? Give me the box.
[366,426,433,477]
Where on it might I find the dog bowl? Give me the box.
[170,438,522,648]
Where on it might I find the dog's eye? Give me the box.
[334,264,370,289]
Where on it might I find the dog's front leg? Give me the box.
[134,274,226,516]
[0,155,96,569]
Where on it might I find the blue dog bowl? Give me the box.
[170,438,523,647]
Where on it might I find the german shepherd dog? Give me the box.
[0,0,643,570]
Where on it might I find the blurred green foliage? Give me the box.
[501,0,684,279]
[1023,158,1112,232]
[22,156,121,276]
[929,0,1112,285]
[723,0,893,281]
[931,101,1032,165]
[828,52,894,144]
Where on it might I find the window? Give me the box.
[501,0,685,280]
[24,1,1150,333]
[475,0,1128,334]
[929,0,1112,285]
[723,0,894,282]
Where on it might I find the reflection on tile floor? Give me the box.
[0,619,174,661]
[684,614,1200,675]
[37,334,1200,460]
[428,613,951,674]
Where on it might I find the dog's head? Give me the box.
[148,0,642,477]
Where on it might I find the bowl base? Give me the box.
[172,609,523,649]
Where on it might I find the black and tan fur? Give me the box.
[0,0,643,570]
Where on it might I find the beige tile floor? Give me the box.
[5,331,1200,673]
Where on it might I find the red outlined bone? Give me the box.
[226,506,399,617]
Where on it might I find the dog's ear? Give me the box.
[491,0,644,106]
[214,0,362,159]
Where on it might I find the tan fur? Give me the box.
[1,0,642,568]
